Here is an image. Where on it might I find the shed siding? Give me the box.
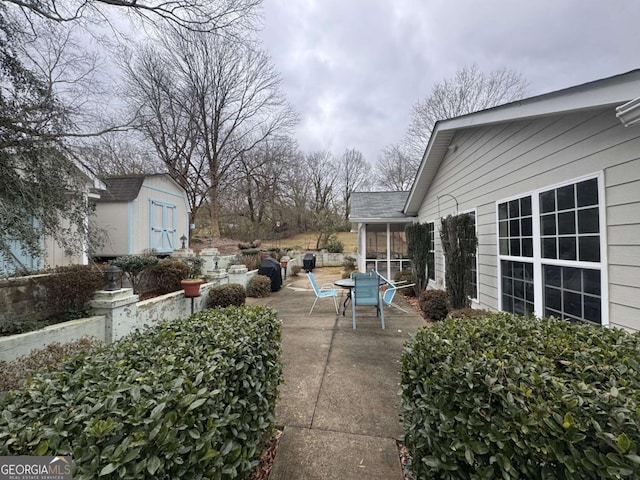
[416,107,640,330]
[133,177,189,254]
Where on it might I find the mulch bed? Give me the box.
[247,428,283,480]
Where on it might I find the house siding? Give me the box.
[93,202,129,257]
[417,107,640,330]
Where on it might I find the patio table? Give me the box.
[334,277,385,316]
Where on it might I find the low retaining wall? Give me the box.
[0,281,220,363]
[0,257,338,363]
[0,316,105,363]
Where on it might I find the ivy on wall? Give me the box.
[405,222,432,295]
[440,214,478,309]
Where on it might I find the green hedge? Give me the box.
[401,313,640,479]
[0,306,282,479]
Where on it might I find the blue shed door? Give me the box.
[150,200,176,253]
[0,220,43,275]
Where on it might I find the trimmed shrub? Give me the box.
[290,265,301,276]
[207,283,246,308]
[418,289,450,320]
[247,275,271,298]
[143,259,189,294]
[401,314,640,479]
[0,306,282,479]
[0,337,100,391]
[394,269,416,297]
[41,264,105,317]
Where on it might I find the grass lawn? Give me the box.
[262,231,358,253]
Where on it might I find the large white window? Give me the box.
[497,175,605,325]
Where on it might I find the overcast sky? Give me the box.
[260,0,640,165]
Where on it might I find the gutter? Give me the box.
[616,96,640,126]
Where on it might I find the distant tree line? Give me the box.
[1,0,529,268]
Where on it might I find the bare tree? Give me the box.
[306,151,336,213]
[337,148,370,220]
[123,27,297,235]
[375,144,416,191]
[305,151,344,248]
[81,132,160,175]
[405,64,528,160]
[3,0,262,33]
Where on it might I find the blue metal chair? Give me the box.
[307,272,339,315]
[351,274,385,329]
[377,272,416,313]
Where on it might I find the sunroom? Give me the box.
[349,191,416,280]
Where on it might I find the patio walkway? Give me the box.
[247,268,426,480]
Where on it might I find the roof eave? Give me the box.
[403,69,640,216]
[349,216,416,223]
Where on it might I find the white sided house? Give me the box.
[93,174,191,258]
[0,161,106,275]
[356,70,640,331]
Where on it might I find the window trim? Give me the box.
[495,171,608,326]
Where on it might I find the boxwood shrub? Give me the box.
[0,306,282,479]
[247,275,272,298]
[208,283,246,308]
[401,313,640,479]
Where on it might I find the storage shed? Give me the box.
[93,174,191,258]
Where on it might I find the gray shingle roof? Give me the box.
[350,191,411,220]
[97,176,146,202]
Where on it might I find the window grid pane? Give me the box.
[497,196,534,258]
[501,260,534,316]
[539,179,600,262]
[543,265,602,324]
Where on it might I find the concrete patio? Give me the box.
[247,267,426,480]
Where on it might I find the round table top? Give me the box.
[334,277,385,288]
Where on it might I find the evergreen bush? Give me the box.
[207,283,246,308]
[418,289,450,320]
[401,314,640,479]
[405,222,431,294]
[0,338,99,391]
[0,306,282,479]
[143,259,189,294]
[440,214,478,309]
[247,275,271,298]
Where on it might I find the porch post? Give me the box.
[386,223,391,279]
[358,223,366,272]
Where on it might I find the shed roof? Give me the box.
[350,191,413,223]
[97,175,146,202]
